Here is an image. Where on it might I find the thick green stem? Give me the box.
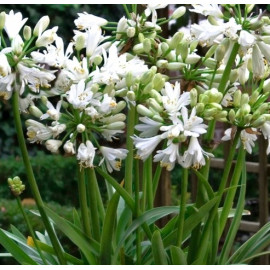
[16,197,47,265]
[124,104,136,195]
[12,91,66,265]
[86,168,101,241]
[176,168,188,247]
[145,156,153,210]
[77,166,92,239]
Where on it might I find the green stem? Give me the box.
[12,91,66,265]
[122,4,132,19]
[86,168,101,241]
[77,166,92,239]
[176,168,188,247]
[152,163,162,199]
[145,155,153,210]
[124,104,136,195]
[16,197,47,265]
[219,146,246,237]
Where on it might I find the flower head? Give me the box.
[4,10,27,39]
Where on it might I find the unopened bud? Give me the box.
[190,88,197,107]
[156,59,168,68]
[196,103,205,113]
[150,89,162,103]
[29,105,43,118]
[153,73,165,91]
[199,94,209,104]
[215,44,226,62]
[153,114,164,122]
[190,40,198,53]
[0,12,5,30]
[229,109,235,123]
[169,31,184,50]
[161,42,169,54]
[143,82,153,95]
[244,114,252,124]
[229,69,238,83]
[141,70,154,85]
[252,115,266,127]
[143,38,151,53]
[77,124,86,133]
[263,79,270,93]
[167,62,186,71]
[204,58,217,69]
[92,55,102,66]
[246,4,255,14]
[185,54,200,65]
[41,96,48,105]
[205,44,218,59]
[23,25,32,41]
[240,93,249,106]
[209,88,223,103]
[133,43,144,54]
[148,98,163,112]
[137,104,153,117]
[171,6,186,19]
[75,34,85,51]
[126,72,133,88]
[249,90,259,105]
[33,16,50,37]
[112,100,126,114]
[179,41,188,61]
[8,176,25,197]
[240,103,251,116]
[105,121,125,130]
[233,90,242,107]
[127,27,135,38]
[101,113,126,124]
[127,91,136,101]
[208,15,220,26]
[138,33,144,43]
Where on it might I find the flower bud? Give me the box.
[204,58,217,69]
[75,34,85,51]
[63,140,75,155]
[126,72,133,88]
[0,12,5,30]
[35,26,58,47]
[157,60,168,68]
[105,121,125,130]
[137,104,153,117]
[204,108,218,119]
[179,41,188,61]
[240,93,249,106]
[45,139,62,153]
[243,114,252,124]
[199,94,209,104]
[246,4,255,14]
[23,25,32,41]
[190,40,198,53]
[153,74,165,91]
[229,69,238,83]
[143,38,151,53]
[140,70,154,85]
[153,114,164,122]
[252,115,266,127]
[93,55,103,66]
[101,113,126,124]
[228,109,235,123]
[215,111,228,121]
[161,42,169,54]
[127,91,136,101]
[169,31,184,50]
[127,27,135,38]
[171,6,186,19]
[41,96,48,105]
[8,176,25,197]
[115,88,128,97]
[167,62,186,71]
[249,90,259,105]
[240,103,251,116]
[205,44,218,59]
[208,15,220,26]
[112,100,126,114]
[33,16,50,37]
[29,105,43,118]
[196,103,205,113]
[263,79,270,93]
[77,124,86,133]
[190,88,197,107]
[185,54,200,65]
[133,43,144,54]
[233,90,242,107]
[138,33,144,43]
[148,98,163,112]
[215,44,226,62]
[150,89,162,103]
[142,82,153,95]
[209,88,223,103]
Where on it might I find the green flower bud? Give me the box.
[204,58,217,69]
[127,91,136,101]
[150,89,162,103]
[126,72,133,88]
[209,88,223,103]
[156,60,168,69]
[252,115,266,127]
[229,109,235,123]
[233,90,242,107]
[249,90,259,105]
[169,31,184,50]
[29,105,43,118]
[105,121,125,130]
[93,55,102,66]
[152,114,163,122]
[153,74,165,91]
[240,103,251,116]
[41,96,48,105]
[215,111,228,121]
[229,69,238,83]
[215,44,226,62]
[196,103,205,113]
[179,41,188,61]
[171,6,186,19]
[199,94,209,104]
[246,4,255,14]
[143,38,151,53]
[138,33,144,43]
[263,79,270,93]
[205,44,218,59]
[133,43,144,54]
[115,88,128,97]
[0,12,5,30]
[100,113,126,124]
[90,83,99,94]
[190,40,199,53]
[148,98,163,112]
[243,114,252,124]
[127,27,135,38]
[190,88,197,107]
[142,82,153,95]
[209,102,222,110]
[33,16,50,37]
[137,104,153,117]
[208,15,220,26]
[185,54,200,65]
[167,62,186,71]
[23,25,32,41]
[204,108,218,119]
[260,36,270,45]
[8,176,25,197]
[140,70,154,85]
[240,93,249,106]
[112,100,126,114]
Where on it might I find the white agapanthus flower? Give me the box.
[135,117,162,137]
[25,119,52,143]
[77,140,96,168]
[4,10,28,39]
[260,122,270,154]
[238,30,256,50]
[35,26,58,47]
[45,139,62,153]
[0,53,11,77]
[65,57,89,82]
[49,122,66,138]
[180,137,213,169]
[63,140,76,155]
[86,25,103,57]
[40,100,62,121]
[153,140,181,171]
[75,12,108,30]
[99,146,128,173]
[190,4,223,18]
[144,4,168,24]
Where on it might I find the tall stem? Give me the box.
[86,168,101,241]
[176,168,188,247]
[77,166,92,239]
[145,155,153,210]
[12,91,66,265]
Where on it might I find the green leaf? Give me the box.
[151,230,168,265]
[0,229,38,265]
[44,206,99,264]
[170,245,187,265]
[72,208,82,229]
[100,191,120,265]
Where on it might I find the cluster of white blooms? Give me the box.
[2,4,270,172]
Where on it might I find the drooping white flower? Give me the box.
[4,10,28,39]
[99,146,128,173]
[77,140,96,168]
[260,121,270,154]
[153,140,181,171]
[86,25,103,57]
[238,30,256,50]
[49,122,66,138]
[180,137,213,169]
[221,86,237,107]
[0,53,11,77]
[181,107,207,137]
[35,26,58,47]
[63,140,75,155]
[135,117,162,137]
[25,119,52,143]
[116,16,128,39]
[75,12,107,30]
[40,100,62,121]
[252,44,265,80]
[144,4,168,24]
[132,135,162,161]
[45,139,62,153]
[98,94,117,114]
[190,4,223,18]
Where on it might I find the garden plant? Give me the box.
[1,4,270,265]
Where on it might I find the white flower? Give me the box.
[101,129,124,142]
[0,54,11,77]
[0,73,15,94]
[154,141,181,171]
[145,4,168,24]
[182,107,207,137]
[99,146,128,173]
[260,121,270,154]
[86,25,103,57]
[190,4,223,18]
[98,94,117,114]
[25,119,52,143]
[65,57,89,82]
[180,137,213,169]
[135,117,162,137]
[252,44,265,80]
[45,139,62,153]
[116,17,128,39]
[132,135,162,161]
[49,123,66,138]
[40,100,62,121]
[35,26,58,47]
[161,82,190,115]
[77,140,96,168]
[221,86,237,107]
[238,30,256,50]
[75,12,107,30]
[4,10,28,39]
[63,140,75,155]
